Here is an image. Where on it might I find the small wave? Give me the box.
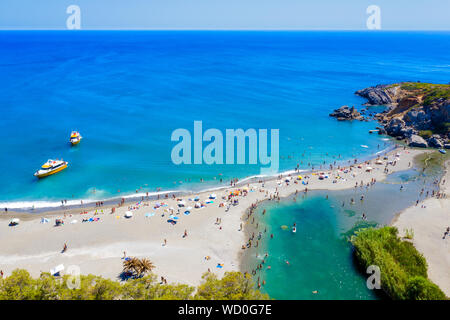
[0,199,95,210]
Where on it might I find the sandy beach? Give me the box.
[393,160,450,296]
[0,147,431,286]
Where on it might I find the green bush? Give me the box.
[418,130,433,139]
[195,271,268,300]
[400,82,450,106]
[351,226,447,300]
[0,269,268,300]
[406,276,447,300]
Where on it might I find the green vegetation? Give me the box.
[196,272,268,300]
[405,276,447,300]
[434,122,450,136]
[341,220,378,240]
[414,150,450,175]
[400,82,450,106]
[351,226,447,300]
[403,228,414,240]
[0,269,269,300]
[418,130,433,139]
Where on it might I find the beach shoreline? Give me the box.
[392,159,450,296]
[0,144,397,216]
[0,147,431,288]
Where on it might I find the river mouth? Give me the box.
[241,166,440,300]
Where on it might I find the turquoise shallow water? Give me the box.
[0,31,449,208]
[242,168,440,300]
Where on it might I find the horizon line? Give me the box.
[1,28,450,31]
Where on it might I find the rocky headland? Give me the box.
[331,82,450,149]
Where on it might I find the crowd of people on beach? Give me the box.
[2,146,448,289]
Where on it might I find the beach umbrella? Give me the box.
[124,211,133,218]
[209,193,217,199]
[9,218,20,226]
[178,200,186,207]
[297,175,303,180]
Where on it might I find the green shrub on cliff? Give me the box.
[400,82,450,106]
[351,226,446,300]
[0,269,268,300]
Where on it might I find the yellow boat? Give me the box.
[34,159,68,178]
[70,131,82,146]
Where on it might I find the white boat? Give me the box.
[34,159,68,178]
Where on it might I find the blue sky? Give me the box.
[0,0,449,30]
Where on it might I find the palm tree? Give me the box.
[122,257,155,278]
[137,258,155,277]
[122,257,139,274]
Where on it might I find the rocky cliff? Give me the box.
[335,82,450,149]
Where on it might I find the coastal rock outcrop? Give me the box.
[355,84,396,106]
[335,82,450,149]
[427,135,444,149]
[407,135,428,148]
[384,118,417,139]
[329,105,364,121]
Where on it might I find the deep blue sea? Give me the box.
[0,31,449,208]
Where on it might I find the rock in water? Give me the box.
[329,105,364,121]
